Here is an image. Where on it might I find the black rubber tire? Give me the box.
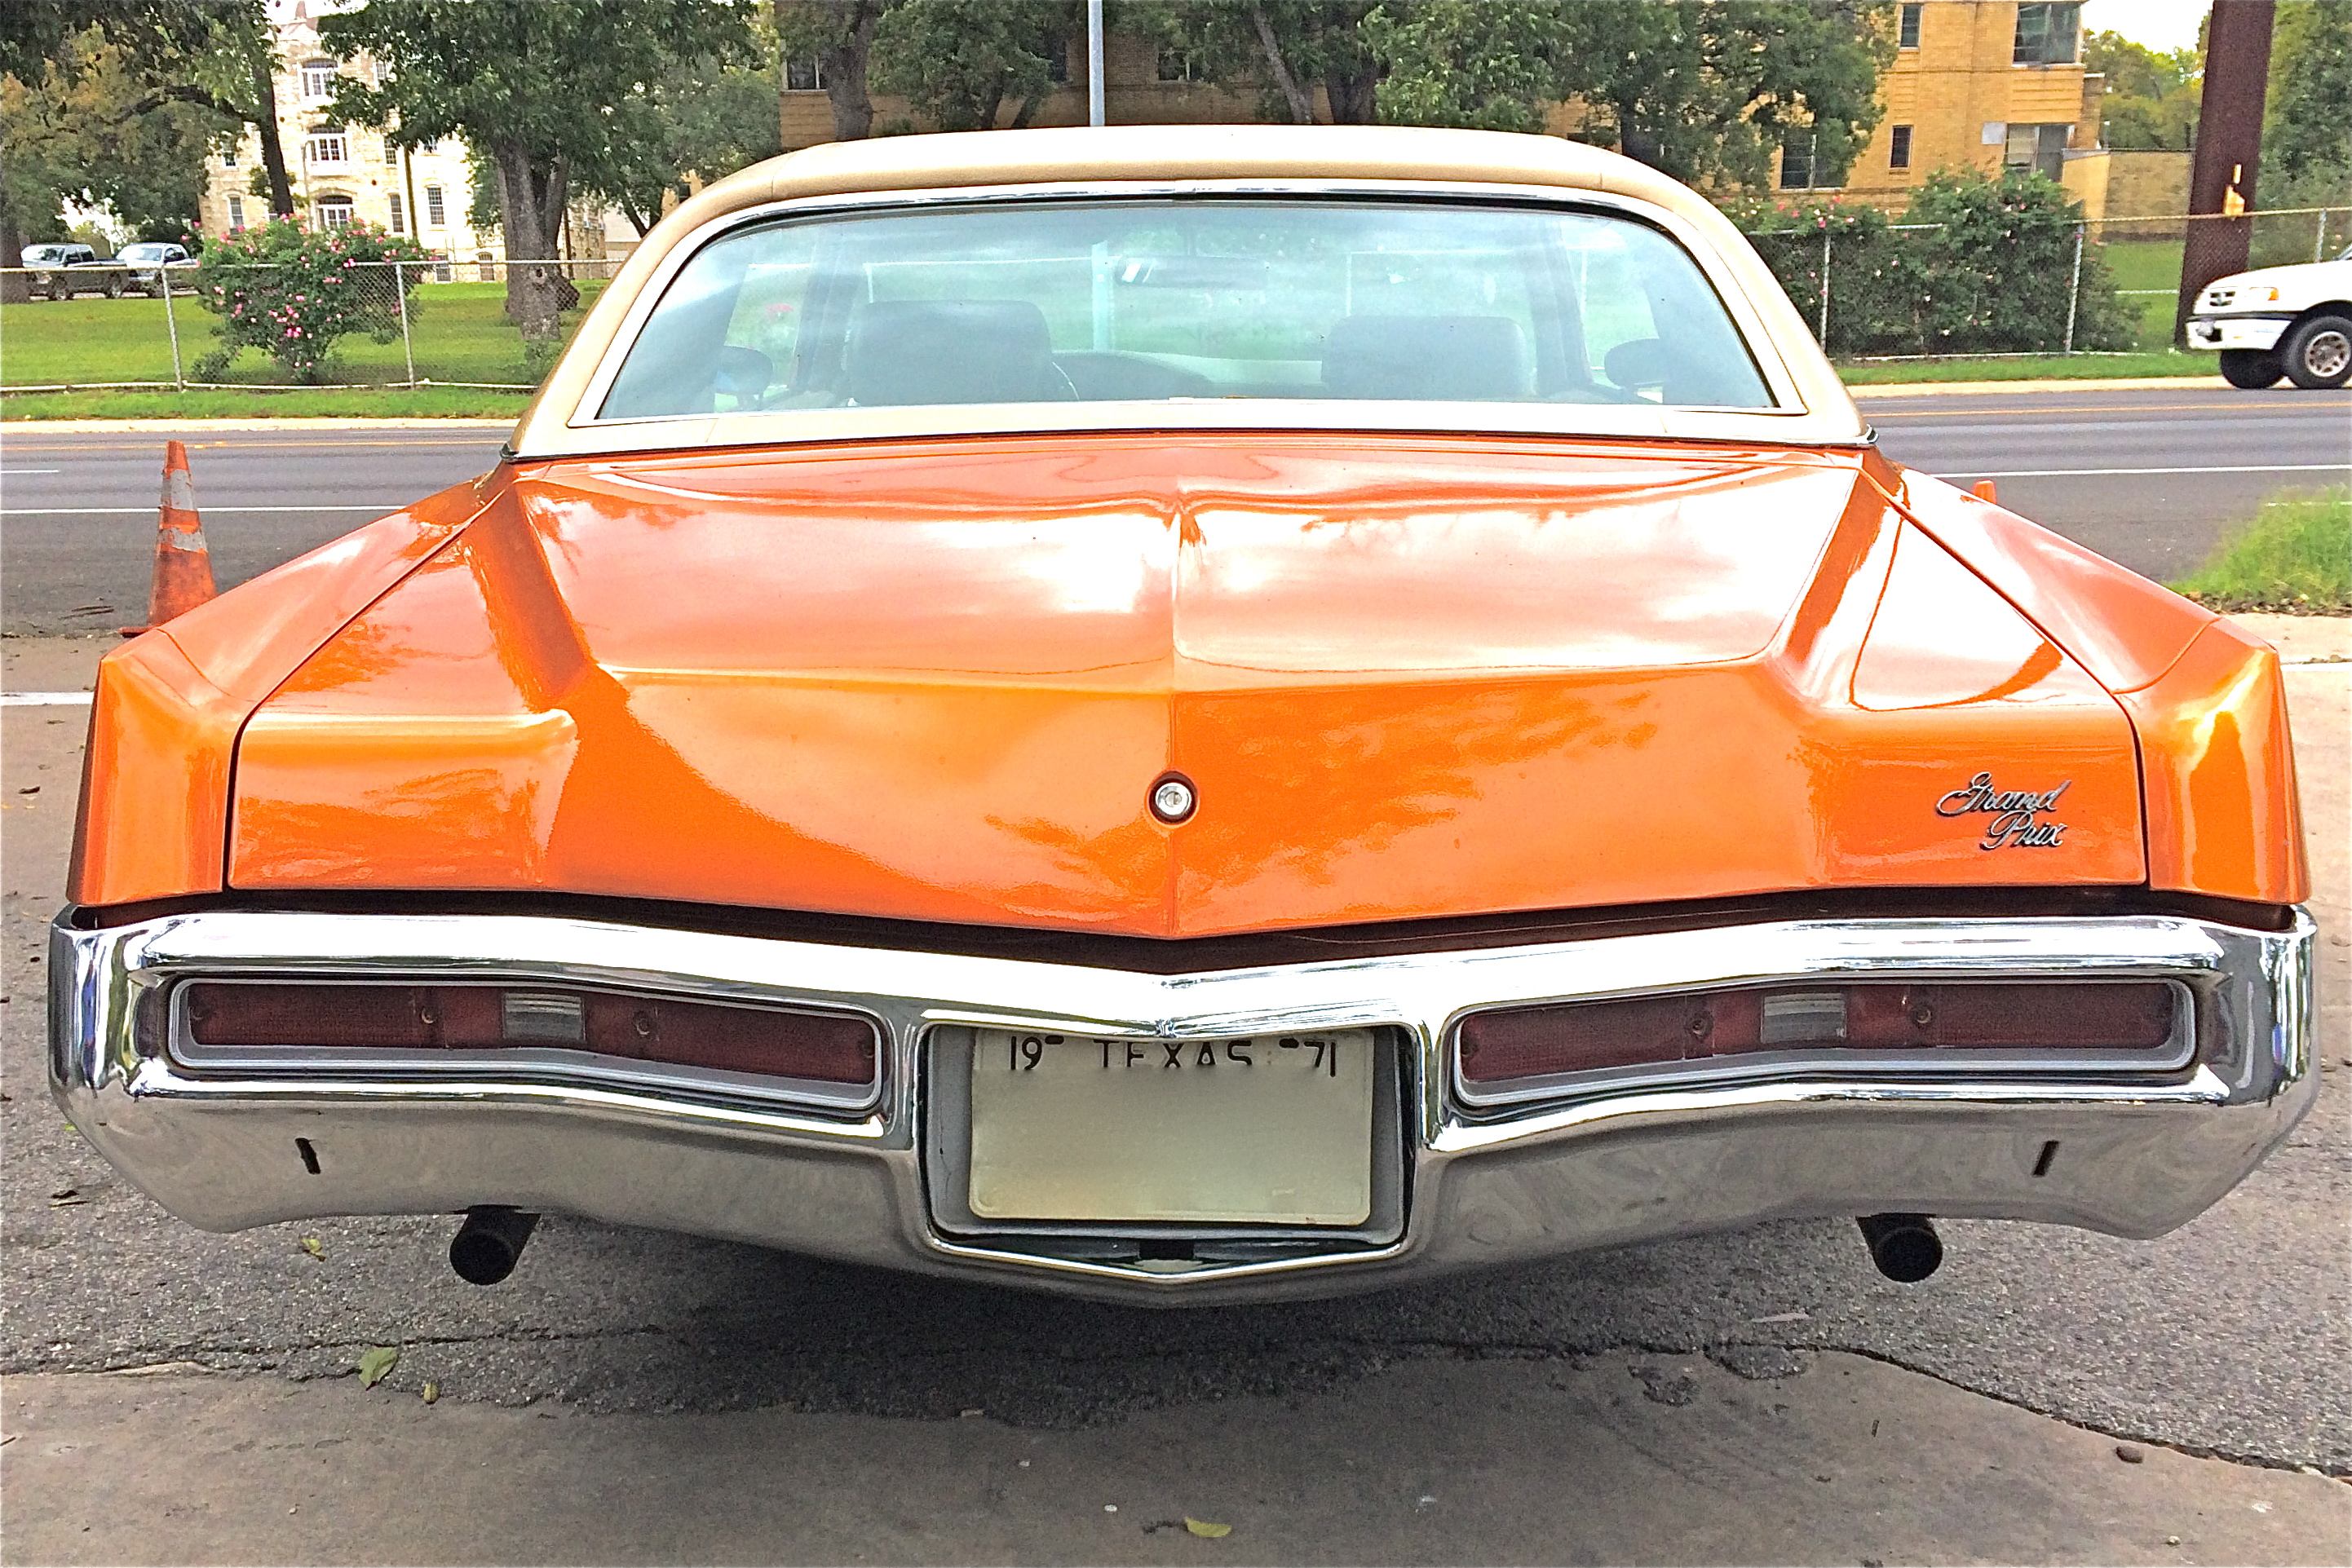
[2219,348,2286,389]
[2281,312,2352,390]
[103,279,122,299]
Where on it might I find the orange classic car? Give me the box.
[53,126,2314,1301]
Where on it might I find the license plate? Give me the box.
[966,1028,1377,1226]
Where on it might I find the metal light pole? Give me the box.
[1087,0,1105,126]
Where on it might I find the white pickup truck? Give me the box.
[2187,248,2352,389]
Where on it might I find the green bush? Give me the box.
[1730,170,2135,356]
[189,219,433,382]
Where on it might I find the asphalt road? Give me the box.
[1,383,2346,634]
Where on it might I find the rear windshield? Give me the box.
[597,198,1775,422]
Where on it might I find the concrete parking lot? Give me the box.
[1,614,2345,1562]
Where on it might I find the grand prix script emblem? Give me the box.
[1935,771,2071,850]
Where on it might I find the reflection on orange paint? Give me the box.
[2121,619,2310,904]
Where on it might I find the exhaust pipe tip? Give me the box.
[449,1206,540,1286]
[1856,1212,1943,1283]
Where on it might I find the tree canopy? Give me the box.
[2264,0,2352,187]
[323,0,751,338]
[869,0,1078,132]
[2085,29,2199,150]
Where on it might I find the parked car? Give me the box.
[20,241,117,298]
[53,126,2314,1304]
[113,240,196,297]
[2190,246,2352,388]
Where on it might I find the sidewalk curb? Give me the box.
[1849,375,2230,399]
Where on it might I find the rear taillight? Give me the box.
[1457,981,2177,1088]
[179,981,879,1085]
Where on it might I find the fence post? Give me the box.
[394,259,416,386]
[1817,227,1832,348]
[2062,223,2085,356]
[161,270,185,389]
[2319,209,2330,263]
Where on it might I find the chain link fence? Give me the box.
[0,257,617,392]
[3,210,2347,391]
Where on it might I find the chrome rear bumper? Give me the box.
[50,906,2316,1303]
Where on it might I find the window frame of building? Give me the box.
[2013,2,2081,65]
[387,192,405,235]
[305,130,352,168]
[1778,130,1845,192]
[1889,124,1913,170]
[299,58,338,100]
[220,144,238,169]
[1898,2,1921,50]
[423,183,447,228]
[1156,46,1202,83]
[2003,121,2071,180]
[785,55,823,92]
[315,196,356,232]
[226,194,246,232]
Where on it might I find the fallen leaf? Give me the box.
[1183,1518,1231,1539]
[356,1346,399,1389]
[48,1186,76,1201]
[17,786,38,795]
[421,1381,440,1405]
[300,1237,325,1261]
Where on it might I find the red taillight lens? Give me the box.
[181,982,878,1085]
[1457,981,2177,1086]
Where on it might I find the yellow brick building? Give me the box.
[1773,1,2109,216]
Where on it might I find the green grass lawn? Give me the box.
[0,280,600,391]
[2096,237,2186,349]
[1838,349,2217,384]
[2171,487,2352,613]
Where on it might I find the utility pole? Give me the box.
[2173,0,2277,346]
[1086,0,1105,126]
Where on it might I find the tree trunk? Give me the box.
[806,0,880,141]
[0,202,28,304]
[1249,6,1317,124]
[1323,64,1378,125]
[490,139,572,338]
[250,55,296,219]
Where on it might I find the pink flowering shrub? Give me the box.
[191,218,432,382]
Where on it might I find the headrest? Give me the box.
[1321,314,1533,400]
[846,298,1060,405]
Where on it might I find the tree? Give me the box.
[119,2,298,219]
[773,0,898,141]
[1121,1,1380,124]
[323,0,751,340]
[869,0,1079,131]
[1360,0,1566,133]
[2085,29,2199,150]
[2265,0,2352,183]
[595,50,787,236]
[1,28,228,265]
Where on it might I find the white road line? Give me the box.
[0,466,62,475]
[1,503,395,516]
[2,692,95,706]
[1932,463,2350,479]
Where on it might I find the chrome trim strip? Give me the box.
[51,906,2316,1302]
[550,179,1832,453]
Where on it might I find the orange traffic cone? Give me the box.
[123,439,217,635]
[1970,479,2000,504]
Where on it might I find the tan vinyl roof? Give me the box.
[511,124,1863,457]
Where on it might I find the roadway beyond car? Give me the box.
[52,126,2314,1304]
[2190,246,2352,388]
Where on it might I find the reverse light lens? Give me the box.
[1457,981,2177,1086]
[181,981,880,1085]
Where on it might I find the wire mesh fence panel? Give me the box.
[2,256,621,391]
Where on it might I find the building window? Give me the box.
[785,55,823,91]
[220,144,238,169]
[1157,47,1201,82]
[1046,40,1068,83]
[226,194,246,232]
[1777,130,1844,191]
[316,197,355,232]
[424,183,446,227]
[1889,124,1913,170]
[299,58,338,99]
[387,192,405,234]
[305,131,351,167]
[2014,2,2080,65]
[2004,122,2070,179]
[1899,2,1921,48]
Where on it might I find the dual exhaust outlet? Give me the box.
[443,1205,1945,1286]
